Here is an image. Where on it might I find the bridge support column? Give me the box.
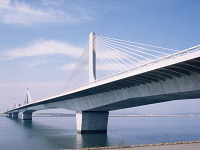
[12,113,19,118]
[76,111,109,133]
[8,113,12,117]
[22,113,32,120]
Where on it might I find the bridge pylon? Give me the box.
[24,88,33,105]
[89,32,96,83]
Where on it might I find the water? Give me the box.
[0,116,200,150]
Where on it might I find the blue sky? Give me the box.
[0,0,200,114]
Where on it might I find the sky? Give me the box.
[0,0,200,114]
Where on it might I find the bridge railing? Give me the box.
[68,45,200,92]
[96,45,199,81]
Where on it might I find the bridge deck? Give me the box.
[6,45,200,113]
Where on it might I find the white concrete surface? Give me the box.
[89,32,96,83]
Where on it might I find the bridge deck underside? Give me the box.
[88,90,200,111]
[46,57,200,102]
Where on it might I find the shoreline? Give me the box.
[1,113,200,117]
[69,141,200,150]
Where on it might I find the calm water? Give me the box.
[0,116,200,150]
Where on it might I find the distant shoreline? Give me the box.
[30,114,200,117]
[1,113,200,117]
[109,114,200,117]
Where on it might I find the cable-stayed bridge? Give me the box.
[5,32,200,133]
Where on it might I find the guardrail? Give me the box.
[97,45,199,82]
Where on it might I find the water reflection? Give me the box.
[22,120,33,129]
[76,133,109,148]
[3,116,200,149]
[4,116,109,149]
[7,116,33,129]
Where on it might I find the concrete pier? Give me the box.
[8,113,12,117]
[76,111,109,133]
[12,113,19,118]
[22,113,32,120]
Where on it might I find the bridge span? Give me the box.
[5,32,200,133]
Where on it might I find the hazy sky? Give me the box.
[0,0,200,114]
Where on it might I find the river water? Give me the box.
[0,116,200,150]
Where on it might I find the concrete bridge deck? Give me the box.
[6,45,200,112]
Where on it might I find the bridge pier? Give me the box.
[12,112,19,118]
[8,113,12,117]
[76,111,109,133]
[22,112,32,120]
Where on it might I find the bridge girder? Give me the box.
[6,51,200,113]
